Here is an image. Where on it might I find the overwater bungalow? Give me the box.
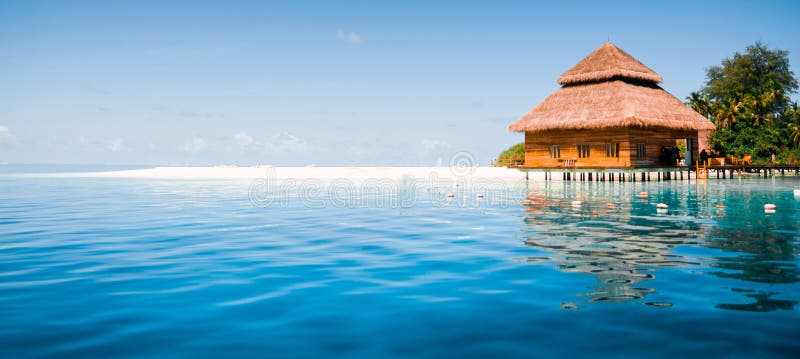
[509,42,715,169]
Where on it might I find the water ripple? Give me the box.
[0,176,798,357]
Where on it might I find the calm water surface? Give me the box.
[1,169,799,358]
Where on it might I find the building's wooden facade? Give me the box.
[524,128,699,169]
[509,42,715,169]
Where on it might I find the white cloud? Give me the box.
[337,30,363,45]
[182,137,208,154]
[0,126,17,147]
[80,82,109,95]
[421,138,451,152]
[107,138,129,152]
[263,132,309,153]
[234,132,255,147]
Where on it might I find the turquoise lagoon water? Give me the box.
[0,167,799,358]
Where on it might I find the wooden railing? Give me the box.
[495,157,525,168]
[727,155,752,166]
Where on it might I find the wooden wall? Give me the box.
[524,128,699,169]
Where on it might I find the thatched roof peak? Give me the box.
[557,42,664,85]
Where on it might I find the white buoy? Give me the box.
[794,189,800,197]
[656,208,668,214]
[765,209,777,214]
[570,200,582,206]
[656,203,668,209]
[764,204,777,211]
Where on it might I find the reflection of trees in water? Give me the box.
[691,180,800,311]
[704,229,799,284]
[716,289,798,312]
[702,223,799,311]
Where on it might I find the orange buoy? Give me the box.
[606,203,616,208]
[715,204,726,209]
[764,204,776,211]
[639,191,648,198]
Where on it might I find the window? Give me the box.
[606,143,620,158]
[577,144,590,158]
[635,144,646,159]
[549,145,561,158]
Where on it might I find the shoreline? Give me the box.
[10,166,534,180]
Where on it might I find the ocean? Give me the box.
[1,165,798,358]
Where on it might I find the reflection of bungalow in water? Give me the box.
[509,42,715,169]
[521,185,712,304]
[525,231,683,303]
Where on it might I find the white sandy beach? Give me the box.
[30,166,540,181]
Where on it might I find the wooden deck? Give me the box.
[504,163,800,182]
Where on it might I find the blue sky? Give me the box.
[1,0,799,166]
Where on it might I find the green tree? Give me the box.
[495,142,524,166]
[688,42,799,162]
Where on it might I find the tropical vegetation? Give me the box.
[494,142,524,166]
[687,42,800,164]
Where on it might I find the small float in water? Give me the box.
[764,204,777,213]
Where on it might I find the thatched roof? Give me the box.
[509,42,715,133]
[557,42,663,84]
